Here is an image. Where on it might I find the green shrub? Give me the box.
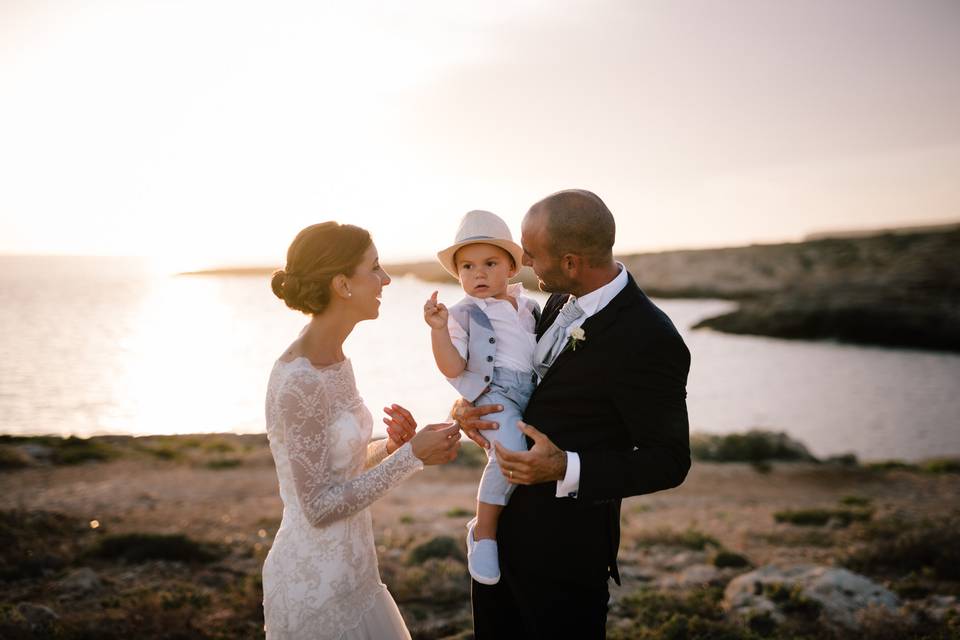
[159,584,212,610]
[922,458,960,474]
[388,557,469,604]
[53,436,116,465]
[845,516,960,581]
[609,588,761,640]
[445,507,472,518]
[614,587,724,627]
[750,460,773,474]
[824,453,859,466]
[713,550,750,568]
[202,440,236,454]
[746,611,777,636]
[0,509,86,580]
[775,509,833,526]
[866,460,918,472]
[690,430,816,463]
[774,508,872,527]
[891,573,933,600]
[205,458,242,470]
[764,582,822,619]
[406,535,464,565]
[450,442,486,468]
[635,528,720,551]
[92,533,226,564]
[0,446,31,470]
[141,445,181,461]
[754,529,836,548]
[839,495,872,507]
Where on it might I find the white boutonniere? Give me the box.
[568,327,586,351]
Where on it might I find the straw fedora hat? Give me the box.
[436,210,524,280]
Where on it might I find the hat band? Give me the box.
[456,234,497,243]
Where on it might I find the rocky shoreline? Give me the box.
[1,432,958,639]
[681,227,960,352]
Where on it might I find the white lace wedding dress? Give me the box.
[262,357,423,639]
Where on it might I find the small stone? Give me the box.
[919,594,960,621]
[618,565,656,582]
[664,550,707,569]
[58,567,102,595]
[197,570,228,588]
[658,563,722,588]
[16,602,59,631]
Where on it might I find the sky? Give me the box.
[1,0,959,270]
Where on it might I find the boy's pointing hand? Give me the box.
[423,290,449,329]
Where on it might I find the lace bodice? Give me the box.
[262,357,422,639]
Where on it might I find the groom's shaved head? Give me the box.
[527,189,616,266]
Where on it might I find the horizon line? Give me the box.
[2,218,957,270]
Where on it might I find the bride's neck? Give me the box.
[300,311,355,366]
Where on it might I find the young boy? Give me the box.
[424,210,539,585]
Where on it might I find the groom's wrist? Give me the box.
[554,448,568,480]
[556,451,580,498]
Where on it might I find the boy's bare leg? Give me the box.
[474,501,503,541]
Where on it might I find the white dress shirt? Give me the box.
[554,263,629,499]
[447,282,538,374]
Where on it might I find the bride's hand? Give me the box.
[382,404,417,454]
[410,422,461,465]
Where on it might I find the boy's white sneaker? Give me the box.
[465,518,501,585]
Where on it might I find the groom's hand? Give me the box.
[451,398,502,449]
[495,421,567,484]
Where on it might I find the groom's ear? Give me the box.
[560,253,582,277]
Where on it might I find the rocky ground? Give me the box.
[1,433,959,639]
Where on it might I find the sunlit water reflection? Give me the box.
[1,256,958,461]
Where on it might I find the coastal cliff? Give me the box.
[385,226,960,351]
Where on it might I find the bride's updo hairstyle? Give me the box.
[271,222,372,315]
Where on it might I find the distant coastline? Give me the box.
[181,223,960,352]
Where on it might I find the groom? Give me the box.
[455,189,691,638]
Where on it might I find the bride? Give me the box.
[263,222,461,639]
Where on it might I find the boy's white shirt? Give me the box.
[446,282,537,375]
[555,263,629,499]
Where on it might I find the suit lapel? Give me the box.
[537,273,642,385]
[536,294,567,341]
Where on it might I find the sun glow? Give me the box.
[109,275,276,435]
[2,1,959,263]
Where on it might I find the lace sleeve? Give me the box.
[279,371,423,528]
[365,438,390,469]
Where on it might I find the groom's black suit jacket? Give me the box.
[498,271,691,591]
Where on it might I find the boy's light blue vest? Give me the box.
[447,298,541,402]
